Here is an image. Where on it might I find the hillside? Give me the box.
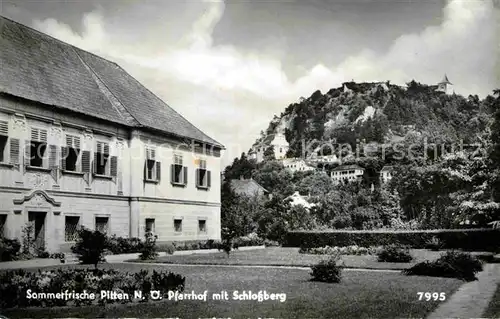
[251,80,495,159]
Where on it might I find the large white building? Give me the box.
[0,16,224,253]
[331,164,364,185]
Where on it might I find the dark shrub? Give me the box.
[0,268,185,309]
[139,231,159,260]
[284,228,500,252]
[310,255,343,283]
[71,228,107,268]
[425,236,444,251]
[377,244,413,263]
[0,237,21,261]
[106,235,143,254]
[403,251,483,281]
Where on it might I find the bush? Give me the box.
[310,255,343,283]
[233,233,264,248]
[425,236,444,251]
[71,228,107,268]
[139,231,159,260]
[106,235,143,254]
[300,245,379,256]
[377,245,413,263]
[0,268,186,309]
[0,237,21,261]
[403,251,483,281]
[157,242,176,255]
[264,239,280,247]
[284,228,500,251]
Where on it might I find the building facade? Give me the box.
[0,16,224,252]
[331,164,364,185]
[281,158,316,173]
[251,130,289,163]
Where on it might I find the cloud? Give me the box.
[31,0,500,165]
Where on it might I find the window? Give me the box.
[63,135,81,171]
[196,159,211,189]
[95,217,109,234]
[174,219,182,232]
[171,154,186,185]
[0,120,8,163]
[198,220,207,233]
[94,142,109,175]
[29,128,47,167]
[145,218,155,233]
[144,147,161,182]
[65,216,80,242]
[0,214,6,237]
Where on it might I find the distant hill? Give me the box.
[251,80,496,160]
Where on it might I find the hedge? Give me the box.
[283,228,500,252]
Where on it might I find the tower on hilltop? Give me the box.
[437,74,452,94]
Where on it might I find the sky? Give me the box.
[1,0,499,166]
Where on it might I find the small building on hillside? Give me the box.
[251,130,289,163]
[331,164,364,185]
[229,176,269,198]
[282,158,316,173]
[436,74,452,94]
[380,165,394,184]
[285,191,316,210]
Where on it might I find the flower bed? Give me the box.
[299,245,381,256]
[0,268,185,309]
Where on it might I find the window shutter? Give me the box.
[75,137,81,149]
[10,138,19,164]
[82,151,91,173]
[61,146,68,171]
[93,151,98,173]
[103,143,109,155]
[207,170,211,188]
[110,156,117,177]
[40,129,47,143]
[143,160,147,180]
[0,120,8,136]
[156,161,161,181]
[183,166,188,185]
[24,140,30,166]
[49,145,58,182]
[195,168,199,187]
[170,164,175,183]
[31,128,47,143]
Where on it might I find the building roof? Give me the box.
[332,164,364,171]
[0,16,223,148]
[380,165,395,172]
[229,178,269,196]
[438,74,452,85]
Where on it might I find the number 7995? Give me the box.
[417,292,446,301]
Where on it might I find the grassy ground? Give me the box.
[483,283,500,318]
[1,263,463,319]
[131,247,445,270]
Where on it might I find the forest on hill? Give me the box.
[221,82,500,242]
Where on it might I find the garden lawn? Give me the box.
[483,283,500,318]
[132,247,445,270]
[1,263,463,319]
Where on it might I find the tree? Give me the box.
[296,172,334,196]
[263,145,275,161]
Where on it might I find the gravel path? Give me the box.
[427,263,500,319]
